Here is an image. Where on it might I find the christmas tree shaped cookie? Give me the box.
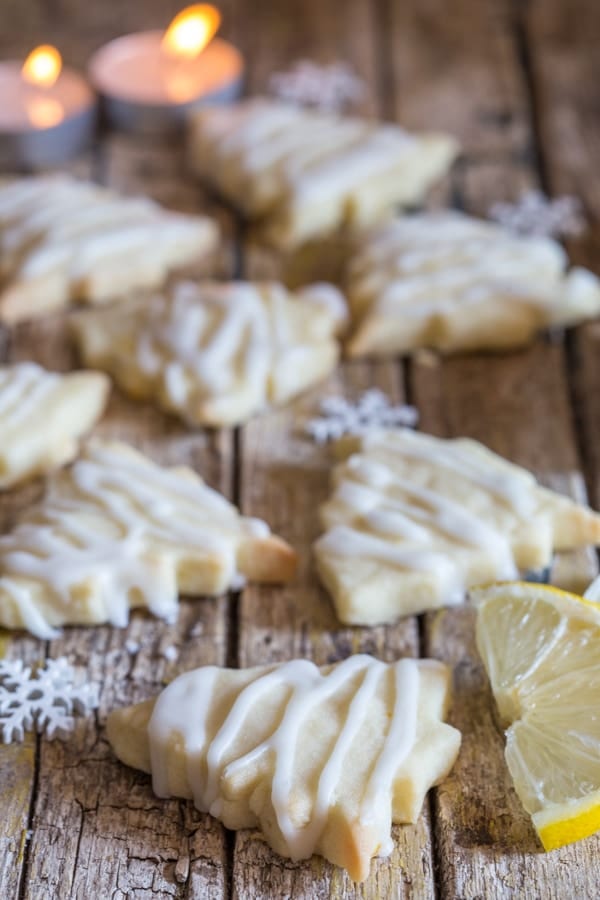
[0,440,295,638]
[0,175,219,322]
[72,279,346,427]
[107,655,461,882]
[345,211,600,356]
[188,99,458,248]
[315,429,600,624]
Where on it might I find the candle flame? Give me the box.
[22,45,63,88]
[162,4,221,59]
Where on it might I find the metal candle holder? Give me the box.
[88,33,244,135]
[0,61,96,170]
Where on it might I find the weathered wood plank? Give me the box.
[524,0,600,514]
[240,0,378,111]
[8,142,233,898]
[383,0,531,158]
[0,314,31,897]
[413,342,600,899]
[231,0,439,894]
[521,0,600,583]
[235,362,434,900]
[421,170,600,896]
[387,1,600,896]
[0,154,98,900]
[0,382,42,900]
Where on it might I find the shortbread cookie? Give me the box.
[345,211,600,356]
[0,362,109,489]
[72,280,346,427]
[188,99,458,248]
[0,175,219,323]
[107,654,461,882]
[0,440,296,638]
[314,429,600,625]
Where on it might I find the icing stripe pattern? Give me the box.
[346,211,600,355]
[73,280,345,427]
[189,99,458,245]
[0,362,61,430]
[0,175,218,321]
[314,428,594,622]
[148,655,422,862]
[0,441,274,638]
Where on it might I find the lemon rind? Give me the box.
[534,791,600,851]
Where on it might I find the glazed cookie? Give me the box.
[72,279,346,427]
[314,429,600,625]
[0,362,109,489]
[345,211,600,356]
[107,654,461,882]
[0,440,296,637]
[0,174,219,323]
[188,99,458,248]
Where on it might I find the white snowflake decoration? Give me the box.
[268,60,366,112]
[488,190,586,239]
[304,389,419,444]
[0,657,99,743]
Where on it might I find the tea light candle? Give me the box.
[89,5,244,134]
[0,45,96,169]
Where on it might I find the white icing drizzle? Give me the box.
[147,655,421,862]
[317,525,465,605]
[348,210,599,331]
[0,363,60,431]
[217,102,299,159]
[316,429,547,612]
[216,106,409,188]
[336,482,432,541]
[0,576,61,639]
[342,459,518,561]
[0,174,213,291]
[119,280,338,422]
[0,441,270,638]
[358,431,536,516]
[191,101,454,233]
[359,658,419,849]
[293,127,416,205]
[135,283,268,407]
[246,118,363,178]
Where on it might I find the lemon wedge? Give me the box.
[471,580,600,850]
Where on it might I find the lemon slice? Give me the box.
[471,580,600,850]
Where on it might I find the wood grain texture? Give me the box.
[233,1,437,894]
[1,0,600,896]
[3,145,233,898]
[388,0,600,896]
[235,361,434,900]
[525,0,600,513]
[415,336,600,898]
[383,0,530,156]
[0,317,37,900]
[0,155,98,900]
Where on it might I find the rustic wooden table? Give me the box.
[2,0,600,897]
